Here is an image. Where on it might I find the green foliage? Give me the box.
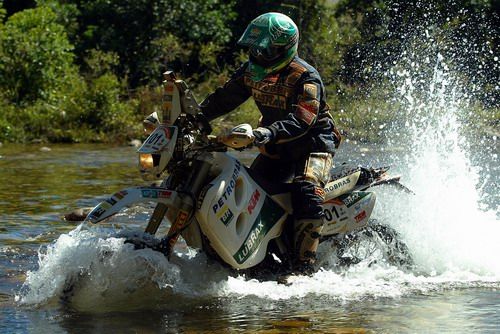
[66,0,238,86]
[0,2,6,22]
[0,0,497,144]
[0,6,76,104]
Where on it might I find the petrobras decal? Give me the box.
[233,196,285,264]
[141,188,172,199]
[325,177,351,193]
[212,161,241,214]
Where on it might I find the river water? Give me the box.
[1,37,500,332]
[0,137,498,333]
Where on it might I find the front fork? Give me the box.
[146,158,212,256]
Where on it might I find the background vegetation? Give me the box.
[0,0,498,143]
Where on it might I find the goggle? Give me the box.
[249,45,284,67]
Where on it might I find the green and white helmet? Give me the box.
[238,12,299,82]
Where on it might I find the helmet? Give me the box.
[238,12,299,82]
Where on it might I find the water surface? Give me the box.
[1,143,498,333]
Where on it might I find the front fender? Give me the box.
[84,186,178,224]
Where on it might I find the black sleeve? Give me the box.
[199,63,252,121]
[267,74,323,144]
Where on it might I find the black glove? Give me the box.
[194,112,212,135]
[252,127,273,146]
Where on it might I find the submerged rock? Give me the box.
[64,207,93,222]
[129,139,142,147]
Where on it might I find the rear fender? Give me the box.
[84,187,178,224]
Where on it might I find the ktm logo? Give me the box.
[247,189,261,214]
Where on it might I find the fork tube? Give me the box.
[145,204,168,234]
[163,158,212,254]
[186,158,212,196]
[145,176,175,235]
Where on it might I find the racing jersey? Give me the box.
[200,56,340,158]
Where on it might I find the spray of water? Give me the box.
[374,31,500,277]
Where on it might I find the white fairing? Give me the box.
[138,125,177,156]
[137,126,177,179]
[321,191,376,236]
[195,154,287,269]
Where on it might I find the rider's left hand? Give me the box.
[252,127,274,146]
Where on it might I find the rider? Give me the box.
[199,12,341,275]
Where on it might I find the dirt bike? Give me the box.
[83,71,414,280]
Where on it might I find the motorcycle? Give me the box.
[82,71,414,281]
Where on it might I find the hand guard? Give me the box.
[194,112,212,135]
[252,127,273,146]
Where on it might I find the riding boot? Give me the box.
[293,218,324,275]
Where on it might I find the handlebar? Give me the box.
[213,124,255,149]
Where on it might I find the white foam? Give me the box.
[375,52,500,277]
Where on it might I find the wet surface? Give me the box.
[0,143,499,333]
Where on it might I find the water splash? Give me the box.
[16,226,230,311]
[374,36,500,276]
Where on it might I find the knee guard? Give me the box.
[295,152,333,187]
[292,152,333,220]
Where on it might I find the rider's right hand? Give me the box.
[252,127,274,146]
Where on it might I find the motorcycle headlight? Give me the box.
[139,153,154,170]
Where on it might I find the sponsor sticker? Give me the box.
[244,77,291,96]
[325,177,351,193]
[295,100,319,125]
[101,201,112,210]
[218,206,234,226]
[89,207,105,219]
[113,190,128,200]
[233,196,285,264]
[355,210,367,223]
[313,187,326,200]
[341,192,370,208]
[303,83,318,98]
[212,161,241,213]
[247,189,261,214]
[252,89,286,109]
[164,83,174,92]
[141,189,172,199]
[299,99,319,114]
[105,197,117,206]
